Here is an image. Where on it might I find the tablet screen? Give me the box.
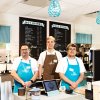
[43,80,58,92]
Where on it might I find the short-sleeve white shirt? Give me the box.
[55,56,86,74]
[38,50,62,66]
[11,56,38,74]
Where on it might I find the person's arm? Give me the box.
[25,58,39,87]
[38,64,43,79]
[25,71,38,87]
[59,72,84,90]
[11,70,25,86]
[70,58,85,89]
[56,51,62,61]
[30,71,38,81]
[70,72,84,90]
[76,72,84,85]
[11,57,25,86]
[59,72,73,85]
[38,51,45,79]
[69,58,85,89]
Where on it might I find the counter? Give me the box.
[92,81,100,100]
[0,73,14,86]
[13,92,88,100]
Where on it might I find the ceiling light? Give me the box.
[48,0,61,17]
[96,11,100,24]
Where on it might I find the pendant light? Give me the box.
[48,0,61,17]
[96,11,100,24]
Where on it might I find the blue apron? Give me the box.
[13,60,34,93]
[61,57,80,90]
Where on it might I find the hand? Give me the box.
[70,82,78,90]
[38,75,42,79]
[21,81,26,87]
[25,81,32,87]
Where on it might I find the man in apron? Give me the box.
[55,43,86,90]
[38,36,62,80]
[11,44,38,93]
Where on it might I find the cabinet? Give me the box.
[92,81,100,100]
[92,50,100,81]
[0,74,14,86]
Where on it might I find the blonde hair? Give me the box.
[47,36,55,42]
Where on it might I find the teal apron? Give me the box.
[61,57,80,90]
[13,60,34,93]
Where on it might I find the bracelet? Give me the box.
[30,80,34,83]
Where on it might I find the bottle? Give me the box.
[86,76,93,90]
[83,53,89,64]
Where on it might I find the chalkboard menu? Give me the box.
[19,17,47,59]
[49,21,71,57]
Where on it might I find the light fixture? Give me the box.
[48,0,61,17]
[96,11,100,24]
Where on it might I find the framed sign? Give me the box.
[19,17,47,59]
[49,21,71,56]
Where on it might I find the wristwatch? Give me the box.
[30,80,34,83]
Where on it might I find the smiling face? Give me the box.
[66,43,77,58]
[20,45,30,58]
[47,36,55,50]
[67,46,77,57]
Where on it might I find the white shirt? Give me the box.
[11,56,38,74]
[38,50,62,66]
[55,56,86,74]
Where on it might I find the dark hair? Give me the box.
[20,43,29,49]
[66,43,78,51]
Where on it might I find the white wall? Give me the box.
[0,13,75,60]
[75,16,100,49]
[0,13,19,61]
[0,13,100,60]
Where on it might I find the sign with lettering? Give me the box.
[49,21,71,56]
[19,17,47,59]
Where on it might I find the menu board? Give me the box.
[49,21,71,56]
[19,17,47,59]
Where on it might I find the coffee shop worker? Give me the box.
[11,43,38,93]
[55,43,86,90]
[38,36,62,80]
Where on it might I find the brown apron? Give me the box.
[43,52,60,80]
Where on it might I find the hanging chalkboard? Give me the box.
[19,17,47,59]
[49,21,71,57]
